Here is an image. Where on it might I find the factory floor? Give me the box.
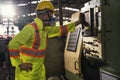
[0,67,8,80]
[0,64,15,80]
[0,66,64,80]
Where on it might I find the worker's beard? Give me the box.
[43,20,51,26]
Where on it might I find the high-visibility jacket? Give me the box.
[8,17,75,80]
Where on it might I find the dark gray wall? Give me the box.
[44,37,66,78]
[101,0,120,73]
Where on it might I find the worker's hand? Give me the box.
[19,63,33,72]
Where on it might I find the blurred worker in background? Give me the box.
[8,1,81,80]
[0,45,6,69]
[0,38,7,70]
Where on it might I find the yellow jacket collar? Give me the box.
[34,17,43,30]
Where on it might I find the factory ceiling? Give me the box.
[0,0,90,22]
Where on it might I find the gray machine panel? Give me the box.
[100,66,120,80]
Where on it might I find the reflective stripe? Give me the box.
[60,25,68,36]
[19,22,47,58]
[31,22,40,50]
[9,49,19,58]
[20,47,46,58]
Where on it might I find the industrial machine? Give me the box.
[64,12,83,80]
[81,0,102,61]
[81,0,120,79]
[64,0,120,80]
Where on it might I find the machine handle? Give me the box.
[74,61,79,70]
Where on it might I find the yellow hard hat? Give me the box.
[36,1,55,13]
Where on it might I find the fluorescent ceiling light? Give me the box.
[30,1,38,4]
[18,1,40,7]
[17,3,28,6]
[55,7,79,11]
[0,4,16,18]
[28,12,36,16]
[64,7,79,11]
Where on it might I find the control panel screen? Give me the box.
[67,28,81,52]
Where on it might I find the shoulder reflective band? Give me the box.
[31,22,40,50]
[60,25,68,36]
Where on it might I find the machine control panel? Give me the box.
[83,37,102,59]
[81,0,103,60]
